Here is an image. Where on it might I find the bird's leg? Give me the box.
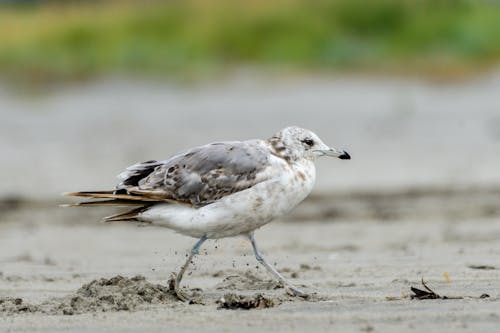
[247,233,308,298]
[171,235,207,302]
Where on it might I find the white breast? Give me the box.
[139,157,316,239]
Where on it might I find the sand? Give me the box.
[1,200,499,332]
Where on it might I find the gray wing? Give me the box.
[116,141,272,206]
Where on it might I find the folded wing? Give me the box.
[120,141,272,206]
[66,140,273,212]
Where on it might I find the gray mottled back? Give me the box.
[117,140,271,206]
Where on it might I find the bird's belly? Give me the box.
[140,166,315,238]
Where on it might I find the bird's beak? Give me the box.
[315,148,351,160]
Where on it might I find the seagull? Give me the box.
[65,126,350,300]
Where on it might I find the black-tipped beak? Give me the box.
[314,148,351,159]
[338,151,351,160]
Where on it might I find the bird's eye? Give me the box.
[302,138,314,147]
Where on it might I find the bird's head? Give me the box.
[268,126,350,162]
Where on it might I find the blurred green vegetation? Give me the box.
[0,0,499,81]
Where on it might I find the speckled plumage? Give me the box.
[116,140,271,207]
[65,126,350,299]
[68,126,349,238]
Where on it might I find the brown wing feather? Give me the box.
[61,199,148,207]
[63,191,190,205]
[63,192,162,222]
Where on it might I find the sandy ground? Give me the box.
[0,203,499,332]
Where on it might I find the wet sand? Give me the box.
[1,203,499,332]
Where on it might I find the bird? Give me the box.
[64,126,350,301]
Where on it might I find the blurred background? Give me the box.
[1,3,500,329]
[1,0,500,219]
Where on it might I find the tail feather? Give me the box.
[62,189,181,223]
[103,205,153,222]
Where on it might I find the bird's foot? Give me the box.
[168,273,190,302]
[168,273,203,303]
[285,285,309,298]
